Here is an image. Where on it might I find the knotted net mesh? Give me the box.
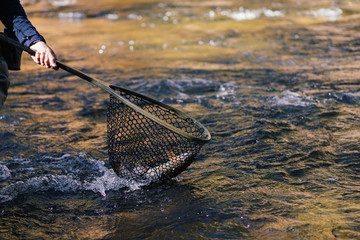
[107,86,210,182]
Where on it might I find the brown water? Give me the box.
[1,0,360,239]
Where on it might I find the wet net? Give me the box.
[0,34,211,182]
[107,85,211,182]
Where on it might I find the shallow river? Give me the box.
[1,0,360,239]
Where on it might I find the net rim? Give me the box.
[109,85,211,143]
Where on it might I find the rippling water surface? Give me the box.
[1,0,360,239]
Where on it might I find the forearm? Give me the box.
[1,0,45,47]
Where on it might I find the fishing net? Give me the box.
[107,85,211,182]
[0,34,211,183]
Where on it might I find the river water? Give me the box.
[1,0,360,239]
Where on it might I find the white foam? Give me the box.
[104,14,119,21]
[51,0,76,6]
[308,7,342,21]
[0,165,11,181]
[220,7,284,21]
[83,169,143,197]
[0,154,148,203]
[57,12,86,20]
[0,174,80,203]
[267,90,317,107]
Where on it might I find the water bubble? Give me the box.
[98,45,106,54]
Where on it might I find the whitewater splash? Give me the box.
[0,154,148,203]
[216,6,342,22]
[266,90,318,107]
[307,7,342,21]
[219,7,285,21]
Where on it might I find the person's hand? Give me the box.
[29,41,58,69]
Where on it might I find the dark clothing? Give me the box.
[0,0,45,109]
[0,0,45,47]
[0,53,10,110]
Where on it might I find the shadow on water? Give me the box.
[1,0,360,239]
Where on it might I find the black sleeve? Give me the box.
[0,0,46,47]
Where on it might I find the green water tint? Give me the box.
[1,0,360,239]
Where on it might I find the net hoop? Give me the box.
[109,85,211,143]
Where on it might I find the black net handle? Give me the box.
[0,34,211,143]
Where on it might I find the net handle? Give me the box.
[0,34,211,143]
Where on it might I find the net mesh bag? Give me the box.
[0,34,211,182]
[107,86,210,182]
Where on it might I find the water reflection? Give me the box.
[1,0,360,239]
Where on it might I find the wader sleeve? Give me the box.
[0,0,46,47]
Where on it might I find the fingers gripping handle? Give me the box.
[0,34,109,88]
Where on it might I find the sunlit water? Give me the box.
[1,0,360,239]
